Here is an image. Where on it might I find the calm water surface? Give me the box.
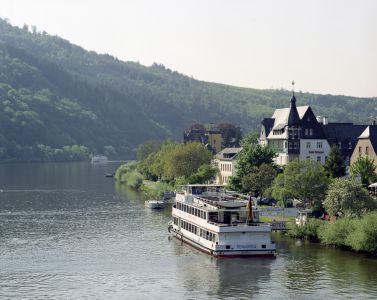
[1,162,377,299]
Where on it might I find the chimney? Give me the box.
[322,116,328,125]
[373,120,376,126]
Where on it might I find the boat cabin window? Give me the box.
[208,212,218,223]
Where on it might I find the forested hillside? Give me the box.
[0,18,376,162]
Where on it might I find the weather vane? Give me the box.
[291,80,295,92]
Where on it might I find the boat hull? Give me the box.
[145,200,165,209]
[172,230,275,258]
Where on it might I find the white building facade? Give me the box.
[260,92,332,166]
[213,147,242,184]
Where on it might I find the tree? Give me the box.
[236,143,276,178]
[136,140,161,161]
[165,142,212,179]
[187,164,218,184]
[241,164,277,196]
[227,133,276,191]
[240,132,259,146]
[270,160,329,208]
[324,178,376,217]
[324,145,346,178]
[269,173,292,202]
[350,156,377,186]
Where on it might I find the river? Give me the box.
[1,162,376,299]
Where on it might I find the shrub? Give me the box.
[287,218,324,242]
[127,171,144,190]
[318,217,356,248]
[115,162,137,182]
[346,212,377,255]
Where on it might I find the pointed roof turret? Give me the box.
[287,81,300,126]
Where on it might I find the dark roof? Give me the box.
[322,123,367,142]
[261,118,274,137]
[287,93,301,126]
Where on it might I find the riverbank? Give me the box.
[286,212,377,256]
[115,162,174,199]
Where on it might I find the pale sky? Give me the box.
[0,0,376,97]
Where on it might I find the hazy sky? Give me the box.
[0,0,376,97]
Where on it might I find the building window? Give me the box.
[338,141,342,149]
[306,156,310,160]
[366,146,369,155]
[305,129,308,135]
[294,142,298,149]
[359,146,362,154]
[289,142,292,149]
[317,142,323,149]
[306,142,311,148]
[348,142,352,149]
[317,156,321,162]
[284,141,288,149]
[325,156,328,162]
[309,129,313,136]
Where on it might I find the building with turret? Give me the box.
[260,91,366,166]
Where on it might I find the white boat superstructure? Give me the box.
[170,184,276,257]
[91,155,108,163]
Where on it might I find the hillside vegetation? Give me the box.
[0,18,376,162]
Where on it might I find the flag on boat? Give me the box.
[247,194,253,222]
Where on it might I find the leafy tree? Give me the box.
[268,173,292,202]
[187,164,218,184]
[241,164,277,196]
[351,156,377,186]
[236,144,276,178]
[240,132,259,146]
[324,145,346,178]
[324,178,376,217]
[165,142,212,179]
[270,160,329,208]
[228,134,276,191]
[136,140,161,161]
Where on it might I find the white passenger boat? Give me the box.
[145,200,165,209]
[169,184,276,257]
[91,155,108,163]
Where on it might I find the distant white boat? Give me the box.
[145,200,165,209]
[91,155,108,163]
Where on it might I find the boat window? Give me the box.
[208,212,218,223]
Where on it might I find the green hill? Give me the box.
[0,18,376,162]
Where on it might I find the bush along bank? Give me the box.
[114,162,174,199]
[286,212,377,256]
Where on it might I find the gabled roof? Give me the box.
[270,105,310,130]
[359,125,377,151]
[214,147,243,161]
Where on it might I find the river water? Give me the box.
[1,162,377,299]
